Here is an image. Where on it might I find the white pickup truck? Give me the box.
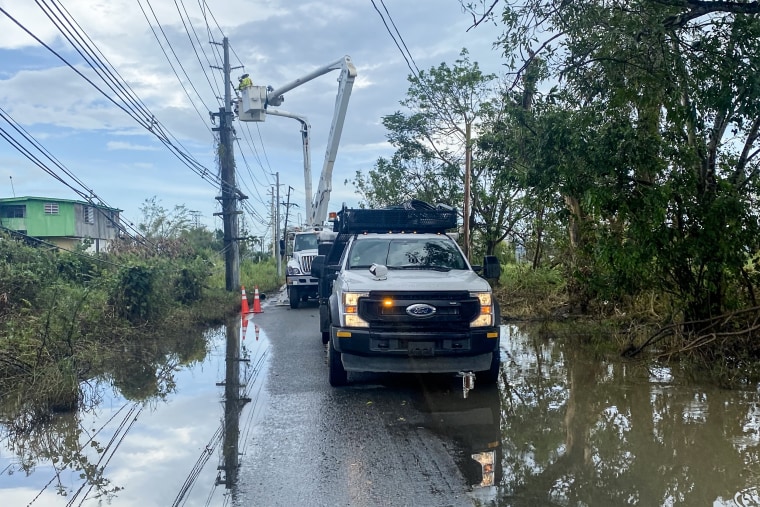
[311,202,502,386]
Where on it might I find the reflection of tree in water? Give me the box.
[110,330,207,401]
[0,327,210,502]
[496,328,760,506]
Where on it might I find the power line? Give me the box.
[137,0,217,119]
[174,0,224,101]
[371,0,421,81]
[0,106,154,246]
[0,4,228,194]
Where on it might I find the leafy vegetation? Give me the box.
[0,197,283,430]
[353,1,760,370]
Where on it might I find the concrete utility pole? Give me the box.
[212,37,244,291]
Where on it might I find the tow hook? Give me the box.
[458,371,476,398]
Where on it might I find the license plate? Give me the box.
[408,342,434,356]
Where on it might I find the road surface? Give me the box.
[233,293,502,507]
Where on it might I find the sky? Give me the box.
[0,0,505,239]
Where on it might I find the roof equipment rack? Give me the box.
[333,200,457,234]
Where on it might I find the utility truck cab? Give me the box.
[311,201,502,387]
[286,230,321,308]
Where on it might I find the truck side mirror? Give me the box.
[312,255,326,279]
[483,255,501,280]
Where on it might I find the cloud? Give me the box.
[106,141,160,151]
[0,0,506,233]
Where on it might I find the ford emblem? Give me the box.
[406,303,436,318]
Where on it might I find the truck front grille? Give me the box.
[360,291,479,331]
[300,255,316,273]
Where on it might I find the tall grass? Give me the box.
[205,257,282,295]
[495,263,567,320]
[240,258,282,294]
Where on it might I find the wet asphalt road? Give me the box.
[233,295,501,507]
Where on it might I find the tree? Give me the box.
[138,196,192,240]
[464,0,760,322]
[352,49,538,258]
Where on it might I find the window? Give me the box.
[1,205,26,218]
[84,206,94,224]
[44,203,59,215]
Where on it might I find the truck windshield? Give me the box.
[348,237,467,270]
[293,233,319,251]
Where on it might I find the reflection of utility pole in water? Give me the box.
[216,320,251,488]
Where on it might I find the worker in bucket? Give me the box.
[238,73,253,91]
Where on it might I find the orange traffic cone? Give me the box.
[252,286,263,313]
[241,286,250,315]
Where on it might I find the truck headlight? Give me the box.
[342,292,369,328]
[470,292,494,328]
[287,266,302,275]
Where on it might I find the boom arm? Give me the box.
[266,110,312,223]
[237,55,357,228]
[309,58,356,227]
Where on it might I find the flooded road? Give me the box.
[2,298,760,506]
[0,320,270,506]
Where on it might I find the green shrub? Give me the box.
[240,258,282,294]
[495,263,567,319]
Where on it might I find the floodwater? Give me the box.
[0,319,269,506]
[495,325,760,506]
[1,320,759,506]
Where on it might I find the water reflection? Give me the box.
[402,375,503,501]
[498,324,760,506]
[0,318,269,506]
[217,316,252,489]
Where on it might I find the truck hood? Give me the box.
[341,268,492,292]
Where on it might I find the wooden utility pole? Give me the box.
[275,172,281,277]
[212,37,242,291]
[282,185,293,258]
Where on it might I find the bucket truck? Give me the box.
[237,56,357,308]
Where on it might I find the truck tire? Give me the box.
[288,287,300,309]
[328,334,348,386]
[321,330,329,345]
[479,351,501,385]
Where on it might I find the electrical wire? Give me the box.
[1,2,272,235]
[371,0,422,82]
[137,0,217,122]
[0,4,231,196]
[174,0,224,101]
[0,106,154,247]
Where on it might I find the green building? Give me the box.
[0,196,122,252]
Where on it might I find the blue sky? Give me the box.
[0,0,504,239]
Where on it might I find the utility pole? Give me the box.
[282,185,294,259]
[463,121,472,259]
[270,190,276,260]
[275,172,281,277]
[212,37,244,291]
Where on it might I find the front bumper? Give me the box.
[332,327,499,373]
[286,276,318,286]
